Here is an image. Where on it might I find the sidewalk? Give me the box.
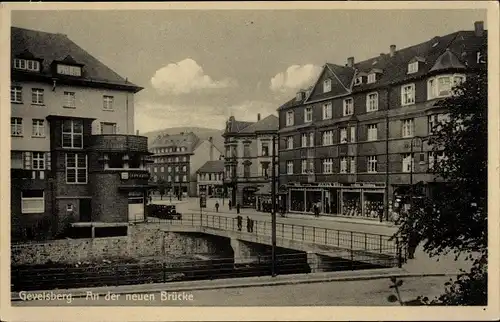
[10,266,459,301]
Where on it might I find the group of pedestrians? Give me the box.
[236,215,254,232]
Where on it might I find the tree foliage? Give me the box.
[395,66,488,305]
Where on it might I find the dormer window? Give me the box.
[367,73,376,84]
[57,64,82,77]
[354,77,363,86]
[323,79,331,92]
[14,59,40,72]
[408,61,419,74]
[296,91,303,102]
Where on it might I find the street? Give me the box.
[12,275,450,306]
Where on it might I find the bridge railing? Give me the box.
[145,213,401,258]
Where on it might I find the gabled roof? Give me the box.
[150,132,200,152]
[238,115,278,134]
[278,27,486,109]
[197,160,224,174]
[11,26,142,92]
[223,116,254,135]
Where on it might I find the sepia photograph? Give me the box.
[0,1,498,321]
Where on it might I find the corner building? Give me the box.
[277,21,487,221]
[10,27,151,241]
[223,114,278,208]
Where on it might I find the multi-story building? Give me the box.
[223,114,278,208]
[277,21,487,221]
[196,160,225,198]
[10,27,150,241]
[148,133,222,197]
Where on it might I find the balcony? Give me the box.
[90,135,149,153]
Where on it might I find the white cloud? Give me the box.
[134,100,276,133]
[269,64,322,93]
[151,58,237,95]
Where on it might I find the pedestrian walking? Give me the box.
[249,218,254,233]
[236,215,242,231]
[228,200,232,211]
[407,229,420,259]
[215,201,219,213]
[246,216,251,232]
[236,203,241,214]
[314,204,320,218]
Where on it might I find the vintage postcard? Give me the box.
[0,1,498,321]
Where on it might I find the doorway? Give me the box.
[79,199,92,222]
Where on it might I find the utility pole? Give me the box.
[271,134,277,277]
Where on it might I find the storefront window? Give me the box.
[290,190,305,212]
[363,192,384,219]
[342,191,361,217]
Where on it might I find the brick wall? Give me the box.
[89,172,128,222]
[11,225,233,265]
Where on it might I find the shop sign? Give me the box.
[318,182,342,187]
[129,172,150,180]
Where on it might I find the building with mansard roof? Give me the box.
[276,21,487,221]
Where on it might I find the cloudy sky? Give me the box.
[11,8,486,133]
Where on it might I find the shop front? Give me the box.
[242,186,258,208]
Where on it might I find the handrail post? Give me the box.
[396,237,402,268]
[302,225,305,241]
[337,230,340,246]
[313,227,316,243]
[292,224,294,239]
[225,217,228,230]
[350,231,353,250]
[281,223,284,237]
[364,233,367,250]
[218,216,221,228]
[324,228,327,244]
[379,235,383,253]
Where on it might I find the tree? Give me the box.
[157,179,168,200]
[396,66,488,305]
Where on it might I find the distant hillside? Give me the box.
[142,127,225,153]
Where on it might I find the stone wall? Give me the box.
[11,224,233,265]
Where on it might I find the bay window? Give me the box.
[427,74,466,99]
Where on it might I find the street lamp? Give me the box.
[271,133,277,277]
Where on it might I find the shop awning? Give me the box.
[118,184,158,191]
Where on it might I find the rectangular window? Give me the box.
[14,59,40,72]
[367,124,378,141]
[57,64,82,76]
[14,58,26,70]
[66,153,87,184]
[408,62,418,74]
[11,86,22,103]
[64,92,76,108]
[168,166,171,172]
[367,73,376,84]
[402,153,414,173]
[11,151,24,169]
[160,166,164,172]
[182,175,187,182]
[103,95,114,110]
[62,120,83,148]
[401,84,415,106]
[301,133,308,147]
[183,165,187,172]
[322,130,333,146]
[340,128,347,144]
[402,119,414,138]
[11,118,23,136]
[366,92,378,112]
[243,144,250,157]
[261,142,269,156]
[304,107,313,123]
[428,151,446,169]
[175,175,179,182]
[21,190,45,214]
[287,137,294,149]
[350,126,356,143]
[367,156,377,173]
[32,119,45,137]
[323,79,331,92]
[100,122,117,135]
[340,157,348,173]
[244,164,250,178]
[322,102,332,120]
[287,161,294,175]
[168,175,171,182]
[286,111,294,126]
[31,88,44,104]
[343,98,354,116]
[323,158,333,174]
[301,159,307,174]
[308,160,314,174]
[350,157,356,174]
[32,152,45,170]
[309,132,314,147]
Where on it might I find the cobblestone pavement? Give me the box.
[12,275,451,306]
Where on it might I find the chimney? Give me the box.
[474,21,484,37]
[390,45,396,57]
[209,136,214,161]
[347,56,355,67]
[257,113,261,121]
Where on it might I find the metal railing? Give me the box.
[11,252,396,292]
[145,213,400,258]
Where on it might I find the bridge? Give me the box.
[145,213,404,272]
